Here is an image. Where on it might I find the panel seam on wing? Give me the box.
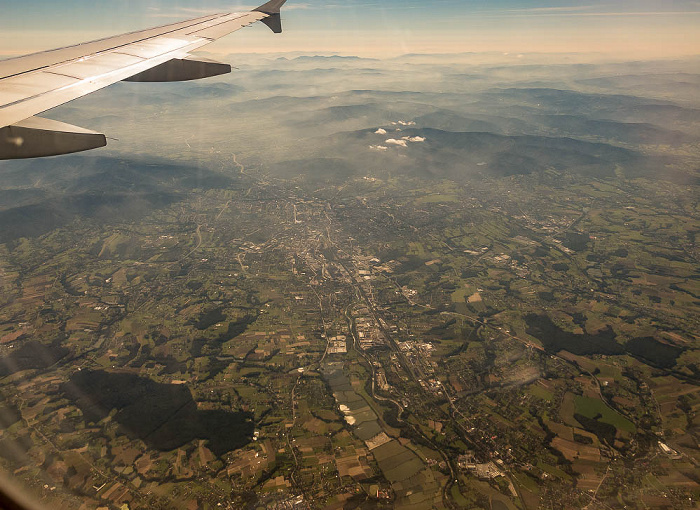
[0,13,234,81]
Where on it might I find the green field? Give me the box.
[574,396,636,433]
[451,484,470,507]
[527,384,554,402]
[451,285,473,304]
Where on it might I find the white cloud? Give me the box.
[374,128,387,135]
[385,139,408,147]
[398,120,416,126]
[407,136,426,143]
[369,145,388,151]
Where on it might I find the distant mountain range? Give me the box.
[0,56,697,240]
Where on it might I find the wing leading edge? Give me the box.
[0,0,288,160]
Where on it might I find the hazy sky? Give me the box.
[1,0,699,58]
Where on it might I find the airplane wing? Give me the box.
[0,0,287,160]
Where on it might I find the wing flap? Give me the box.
[50,53,147,80]
[0,50,199,128]
[0,73,80,105]
[111,37,199,59]
[0,14,223,80]
[0,38,207,128]
[188,12,266,39]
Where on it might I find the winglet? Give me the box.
[254,0,287,14]
[254,0,287,33]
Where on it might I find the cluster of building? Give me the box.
[355,312,386,350]
[659,442,683,460]
[268,495,305,509]
[457,453,506,480]
[399,340,439,381]
[419,378,444,396]
[327,335,348,354]
[375,368,390,392]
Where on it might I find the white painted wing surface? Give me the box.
[0,11,266,130]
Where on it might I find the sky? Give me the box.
[1,0,699,58]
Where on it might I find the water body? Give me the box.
[63,370,253,456]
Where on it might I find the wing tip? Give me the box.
[254,0,286,33]
[260,14,283,34]
[253,0,287,15]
